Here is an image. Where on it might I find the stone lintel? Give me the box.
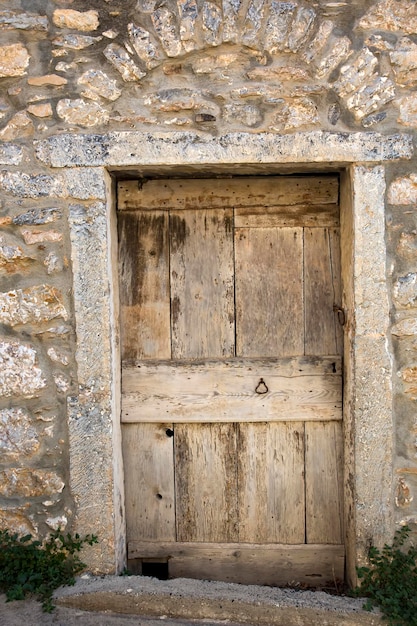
[35,131,414,168]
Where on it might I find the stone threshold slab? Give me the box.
[54,575,383,626]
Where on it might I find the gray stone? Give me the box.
[223,104,263,127]
[362,111,387,128]
[177,0,199,52]
[52,34,102,50]
[287,6,316,52]
[0,340,46,398]
[0,171,63,198]
[0,11,48,30]
[302,19,333,64]
[264,1,297,53]
[392,318,417,337]
[103,44,146,82]
[242,0,266,46]
[0,284,68,327]
[315,35,352,79]
[222,0,241,43]
[335,48,379,98]
[151,7,182,57]
[12,207,62,226]
[393,273,417,308]
[0,408,40,461]
[0,143,22,165]
[57,99,110,127]
[343,76,395,121]
[202,2,223,46]
[328,102,341,125]
[128,23,163,70]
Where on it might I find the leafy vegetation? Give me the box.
[354,525,417,626]
[0,528,98,612]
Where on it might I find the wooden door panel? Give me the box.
[121,357,342,423]
[175,423,238,542]
[118,211,171,362]
[305,420,344,544]
[123,423,176,543]
[304,228,342,357]
[235,227,304,358]
[238,422,305,543]
[170,209,235,359]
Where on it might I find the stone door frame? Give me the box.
[42,130,413,583]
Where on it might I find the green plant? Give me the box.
[354,525,417,626]
[0,528,98,612]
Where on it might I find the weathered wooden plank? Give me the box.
[122,423,176,542]
[238,423,305,543]
[329,228,344,356]
[121,358,342,423]
[128,542,345,586]
[235,227,304,357]
[235,204,339,228]
[305,421,344,544]
[170,209,235,359]
[175,423,238,542]
[304,228,340,356]
[118,211,171,362]
[118,176,339,211]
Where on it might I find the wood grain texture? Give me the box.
[121,357,342,423]
[305,421,344,544]
[175,423,238,542]
[122,423,176,542]
[118,211,170,362]
[170,209,235,359]
[128,541,345,586]
[235,203,339,228]
[238,422,305,543]
[118,176,339,211]
[235,227,304,357]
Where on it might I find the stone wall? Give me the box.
[1,0,417,575]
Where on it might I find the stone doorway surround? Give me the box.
[36,129,413,585]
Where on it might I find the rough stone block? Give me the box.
[0,11,48,30]
[103,44,146,82]
[392,318,417,337]
[0,111,33,141]
[0,239,33,273]
[0,408,40,461]
[0,284,68,327]
[21,230,62,245]
[0,510,36,536]
[151,7,182,56]
[52,34,102,50]
[0,144,22,165]
[13,207,61,226]
[128,22,163,69]
[27,103,53,118]
[0,469,64,498]
[0,43,30,77]
[0,340,46,398]
[57,99,109,127]
[390,38,417,87]
[78,70,122,102]
[389,175,417,205]
[393,273,417,308]
[52,9,99,32]
[359,0,417,35]
[397,94,417,127]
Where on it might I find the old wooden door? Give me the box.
[118,176,344,586]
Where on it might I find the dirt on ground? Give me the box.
[0,575,382,626]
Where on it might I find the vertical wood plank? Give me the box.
[170,209,235,359]
[235,227,304,357]
[175,423,238,542]
[329,228,344,356]
[238,422,305,543]
[305,421,344,544]
[123,423,176,544]
[304,228,340,356]
[118,211,170,362]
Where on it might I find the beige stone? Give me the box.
[192,53,240,74]
[54,373,71,393]
[0,239,33,273]
[271,97,318,130]
[392,318,417,337]
[52,9,99,31]
[390,38,417,87]
[389,175,417,205]
[46,514,68,530]
[0,469,64,498]
[21,229,62,244]
[57,99,109,127]
[247,65,309,81]
[44,251,64,274]
[0,340,46,398]
[78,70,122,102]
[0,408,40,461]
[28,74,67,86]
[223,103,263,127]
[396,232,417,259]
[151,7,182,56]
[315,36,352,79]
[0,510,36,536]
[0,284,67,327]
[393,273,417,308]
[395,478,413,507]
[47,347,69,366]
[103,43,146,82]
[359,0,417,35]
[0,43,30,77]
[128,22,163,69]
[397,94,417,127]
[27,103,53,118]
[0,111,33,141]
